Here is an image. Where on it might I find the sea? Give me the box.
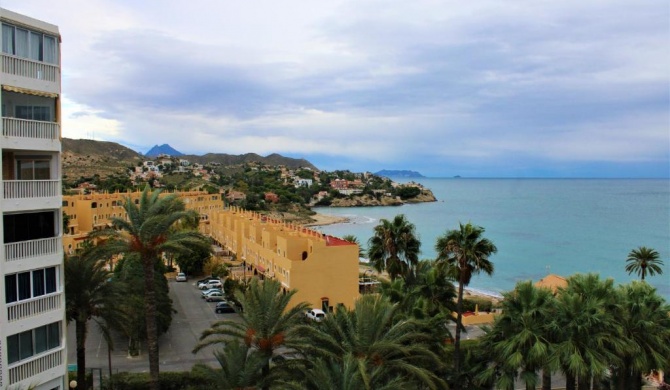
[314,178,670,300]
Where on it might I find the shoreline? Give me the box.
[305,212,350,227]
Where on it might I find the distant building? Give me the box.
[295,178,313,188]
[535,274,568,294]
[0,8,68,389]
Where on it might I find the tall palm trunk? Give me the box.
[566,372,576,390]
[577,374,590,390]
[76,319,88,387]
[541,367,551,390]
[142,257,160,390]
[453,272,466,388]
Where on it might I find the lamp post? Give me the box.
[69,380,77,389]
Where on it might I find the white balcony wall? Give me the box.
[7,292,62,322]
[8,349,64,385]
[3,236,61,262]
[1,54,60,95]
[1,117,60,152]
[3,180,59,199]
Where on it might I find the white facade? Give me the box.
[0,8,67,390]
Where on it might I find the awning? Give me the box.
[256,265,266,273]
[2,85,58,98]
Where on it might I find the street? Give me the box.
[66,278,241,374]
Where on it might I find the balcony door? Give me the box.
[16,158,51,180]
[3,211,57,243]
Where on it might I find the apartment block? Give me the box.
[0,8,67,390]
[62,190,223,254]
[209,207,360,311]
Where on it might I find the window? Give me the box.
[15,106,52,121]
[17,158,51,180]
[7,322,61,364]
[5,266,58,304]
[3,211,57,243]
[1,23,58,64]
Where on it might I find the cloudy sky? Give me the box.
[5,1,669,177]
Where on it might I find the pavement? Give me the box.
[66,278,241,374]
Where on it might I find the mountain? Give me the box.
[145,144,183,157]
[62,138,144,182]
[182,153,318,170]
[375,170,425,178]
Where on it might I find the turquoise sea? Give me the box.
[314,179,670,299]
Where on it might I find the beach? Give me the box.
[305,213,349,227]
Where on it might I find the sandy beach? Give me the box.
[305,212,350,227]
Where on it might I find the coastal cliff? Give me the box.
[329,188,437,207]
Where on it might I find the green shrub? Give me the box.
[104,368,212,390]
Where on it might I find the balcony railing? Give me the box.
[1,53,59,82]
[9,349,63,385]
[3,180,60,199]
[4,236,61,262]
[7,293,62,322]
[2,117,59,140]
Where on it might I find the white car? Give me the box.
[203,291,226,302]
[201,288,223,297]
[306,309,326,322]
[175,272,187,282]
[198,280,222,290]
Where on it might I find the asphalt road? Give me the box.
[66,277,241,374]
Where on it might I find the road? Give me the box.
[66,278,241,374]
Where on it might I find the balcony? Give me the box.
[3,180,59,199]
[4,236,61,262]
[8,348,64,385]
[7,292,62,322]
[2,117,59,140]
[2,53,59,83]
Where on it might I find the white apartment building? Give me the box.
[0,8,67,390]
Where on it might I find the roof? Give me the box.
[535,274,568,294]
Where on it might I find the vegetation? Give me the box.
[368,214,421,279]
[65,249,123,387]
[625,246,664,281]
[434,222,497,386]
[90,187,211,390]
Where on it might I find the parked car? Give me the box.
[204,291,225,302]
[201,288,223,297]
[215,302,236,314]
[175,272,187,282]
[306,309,326,322]
[198,280,223,290]
[196,276,219,285]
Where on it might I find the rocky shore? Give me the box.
[328,188,437,207]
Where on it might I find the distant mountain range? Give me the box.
[375,170,425,178]
[61,138,318,181]
[145,144,184,157]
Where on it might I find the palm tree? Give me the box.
[611,281,670,390]
[434,222,497,383]
[551,274,626,390]
[367,214,421,279]
[90,187,211,390]
[65,251,122,388]
[625,246,664,281]
[298,294,447,389]
[480,281,556,390]
[205,339,267,389]
[193,278,310,390]
[277,352,409,390]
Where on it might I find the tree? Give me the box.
[202,339,267,389]
[434,222,497,386]
[90,187,211,390]
[298,294,447,389]
[65,251,122,387]
[480,281,556,390]
[625,246,664,281]
[611,281,670,390]
[193,278,310,390]
[551,274,626,390]
[367,214,421,279]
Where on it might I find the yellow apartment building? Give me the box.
[62,191,361,311]
[208,207,360,311]
[62,190,223,254]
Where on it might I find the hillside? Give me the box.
[182,153,317,170]
[61,138,318,184]
[62,138,143,183]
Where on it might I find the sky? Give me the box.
[4,1,669,177]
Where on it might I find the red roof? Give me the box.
[325,235,355,246]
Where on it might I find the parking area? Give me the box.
[66,276,241,373]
